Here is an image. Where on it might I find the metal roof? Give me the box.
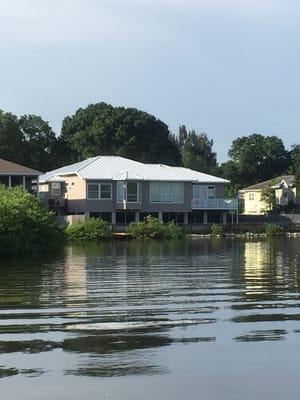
[39,156,229,184]
[240,175,295,191]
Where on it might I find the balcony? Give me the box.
[192,198,238,210]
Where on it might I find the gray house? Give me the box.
[39,156,238,224]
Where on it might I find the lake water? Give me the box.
[1,238,300,399]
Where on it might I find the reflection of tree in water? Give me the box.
[63,332,215,377]
[63,333,171,377]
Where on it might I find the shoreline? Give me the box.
[186,232,300,239]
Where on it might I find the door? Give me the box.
[192,185,208,207]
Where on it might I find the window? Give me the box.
[283,191,288,198]
[87,183,112,199]
[87,184,99,199]
[51,182,61,196]
[117,182,140,202]
[150,182,184,203]
[249,193,255,201]
[207,186,215,199]
[127,182,138,202]
[100,184,112,199]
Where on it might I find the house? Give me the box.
[239,175,298,215]
[39,156,238,224]
[0,158,41,193]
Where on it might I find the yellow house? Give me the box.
[239,175,297,215]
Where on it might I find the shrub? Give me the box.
[165,220,184,239]
[210,223,224,237]
[127,216,183,239]
[265,223,285,236]
[0,185,64,255]
[66,218,111,241]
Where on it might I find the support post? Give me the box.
[22,175,26,189]
[111,211,116,225]
[222,212,227,225]
[203,211,208,225]
[184,212,188,225]
[158,212,163,222]
[8,175,11,188]
[135,211,140,222]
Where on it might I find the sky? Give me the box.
[1,0,300,162]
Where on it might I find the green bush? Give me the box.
[127,216,183,239]
[0,185,64,255]
[210,223,224,237]
[265,223,285,236]
[66,218,111,241]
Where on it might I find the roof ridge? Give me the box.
[77,155,102,174]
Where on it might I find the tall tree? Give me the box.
[19,115,58,171]
[0,110,24,163]
[60,102,181,165]
[177,125,217,174]
[289,144,300,193]
[223,134,290,188]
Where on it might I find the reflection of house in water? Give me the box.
[64,247,87,306]
[243,241,284,293]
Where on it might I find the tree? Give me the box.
[19,115,58,171]
[0,111,59,172]
[226,134,290,188]
[177,126,217,174]
[60,102,181,165]
[289,144,300,198]
[261,179,277,212]
[0,110,24,163]
[0,185,64,255]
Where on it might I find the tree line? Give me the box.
[0,103,299,192]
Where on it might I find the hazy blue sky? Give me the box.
[1,0,299,161]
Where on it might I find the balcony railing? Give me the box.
[192,198,238,210]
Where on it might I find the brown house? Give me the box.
[0,158,41,193]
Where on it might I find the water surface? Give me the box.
[1,238,300,399]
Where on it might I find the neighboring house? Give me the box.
[239,175,298,215]
[0,158,41,193]
[39,156,238,224]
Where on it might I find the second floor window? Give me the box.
[51,182,61,196]
[87,183,112,199]
[117,182,140,202]
[150,182,183,203]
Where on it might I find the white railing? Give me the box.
[192,198,238,210]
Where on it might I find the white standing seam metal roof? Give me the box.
[39,156,230,184]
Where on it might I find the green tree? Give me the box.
[177,125,217,174]
[224,134,290,188]
[0,110,24,163]
[60,102,181,165]
[0,185,64,255]
[289,145,300,202]
[19,115,58,171]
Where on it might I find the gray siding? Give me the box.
[44,180,228,214]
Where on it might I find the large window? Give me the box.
[87,183,112,200]
[150,182,184,203]
[117,182,140,203]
